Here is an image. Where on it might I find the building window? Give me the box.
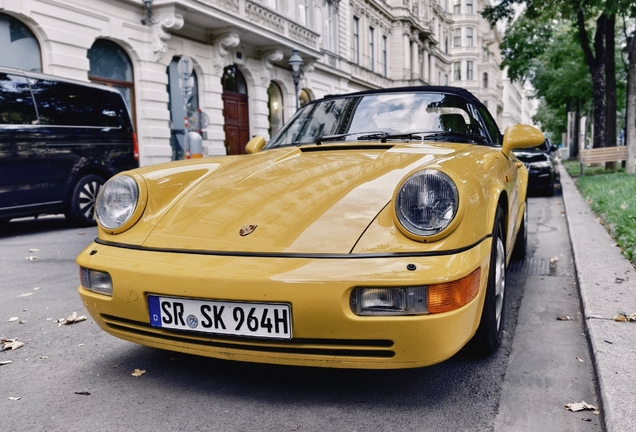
[445,74,449,85]
[298,0,308,26]
[299,88,311,107]
[0,13,41,72]
[466,0,473,14]
[453,28,461,47]
[466,28,473,47]
[453,0,461,14]
[444,34,449,54]
[382,35,388,76]
[88,39,135,123]
[267,82,284,137]
[167,57,199,160]
[369,27,375,71]
[453,62,461,81]
[353,17,360,64]
[466,61,473,80]
[324,1,335,52]
[483,72,489,88]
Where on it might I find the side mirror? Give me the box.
[501,124,544,157]
[245,136,266,154]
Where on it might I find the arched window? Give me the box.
[88,39,135,124]
[299,89,311,108]
[0,13,41,72]
[222,66,247,94]
[267,82,284,137]
[167,57,199,160]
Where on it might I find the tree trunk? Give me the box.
[626,34,636,175]
[577,10,606,149]
[604,14,617,168]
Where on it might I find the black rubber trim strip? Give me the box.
[93,235,491,259]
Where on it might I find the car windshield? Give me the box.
[266,92,493,149]
[514,141,550,153]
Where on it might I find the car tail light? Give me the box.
[132,131,139,161]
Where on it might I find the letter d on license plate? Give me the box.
[148,296,292,339]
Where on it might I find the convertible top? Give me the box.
[320,86,486,111]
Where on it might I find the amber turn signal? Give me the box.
[428,269,481,314]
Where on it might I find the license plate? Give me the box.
[148,296,292,340]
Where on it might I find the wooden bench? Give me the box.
[579,146,628,174]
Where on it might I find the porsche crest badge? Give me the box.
[239,224,257,236]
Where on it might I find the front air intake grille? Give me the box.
[101,314,395,358]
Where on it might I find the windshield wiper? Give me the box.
[414,131,489,144]
[314,131,389,144]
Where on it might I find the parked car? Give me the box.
[0,66,138,226]
[513,137,559,196]
[77,86,543,369]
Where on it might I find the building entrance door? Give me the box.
[222,66,249,155]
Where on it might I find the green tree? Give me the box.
[483,0,624,150]
[500,17,591,152]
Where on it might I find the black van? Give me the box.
[0,66,138,226]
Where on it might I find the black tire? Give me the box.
[472,206,506,356]
[511,204,527,261]
[65,174,105,226]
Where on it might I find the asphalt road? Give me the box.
[0,193,601,432]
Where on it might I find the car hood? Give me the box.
[137,144,466,254]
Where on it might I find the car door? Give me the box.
[0,71,50,219]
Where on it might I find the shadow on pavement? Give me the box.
[0,215,82,238]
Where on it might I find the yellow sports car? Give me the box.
[76,86,543,369]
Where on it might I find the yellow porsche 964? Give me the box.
[77,86,544,369]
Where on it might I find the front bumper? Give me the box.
[77,239,492,369]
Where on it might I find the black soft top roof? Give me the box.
[319,85,484,107]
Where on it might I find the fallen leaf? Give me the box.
[8,397,20,401]
[113,362,124,368]
[19,320,26,324]
[613,312,636,322]
[576,357,584,362]
[37,356,48,360]
[28,248,39,253]
[0,360,12,366]
[8,317,18,322]
[18,293,33,297]
[0,338,25,351]
[550,256,559,263]
[557,316,573,321]
[565,401,597,412]
[25,256,37,260]
[56,312,87,327]
[131,369,146,377]
[75,391,91,396]
[582,418,592,422]
[33,287,40,291]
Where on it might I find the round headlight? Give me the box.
[95,175,139,230]
[395,170,459,237]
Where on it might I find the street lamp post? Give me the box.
[288,49,304,111]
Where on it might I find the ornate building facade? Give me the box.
[1,0,528,166]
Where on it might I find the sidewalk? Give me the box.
[559,164,636,432]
